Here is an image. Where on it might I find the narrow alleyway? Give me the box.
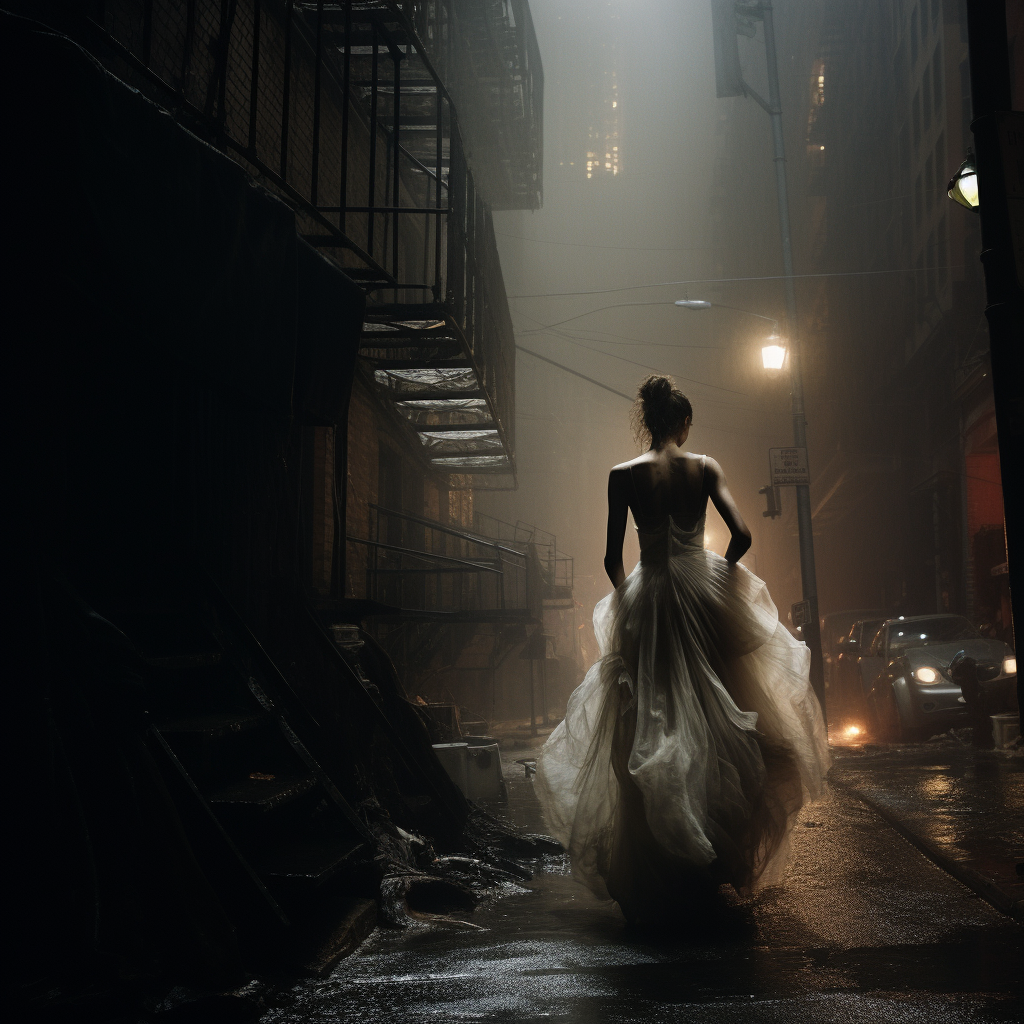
[260,743,1024,1023]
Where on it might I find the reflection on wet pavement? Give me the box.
[262,745,1024,1023]
[830,740,1024,907]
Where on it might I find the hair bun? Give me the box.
[639,375,672,407]
[631,374,693,449]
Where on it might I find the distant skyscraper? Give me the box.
[551,2,622,181]
[585,4,621,179]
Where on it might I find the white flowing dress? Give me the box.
[536,509,829,921]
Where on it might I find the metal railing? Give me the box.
[355,503,531,613]
[399,0,543,211]
[79,0,521,469]
[473,512,573,590]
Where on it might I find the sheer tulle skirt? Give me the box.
[535,518,829,921]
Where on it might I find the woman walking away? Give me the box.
[535,375,829,925]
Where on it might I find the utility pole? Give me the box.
[711,1,826,712]
[963,1,1022,686]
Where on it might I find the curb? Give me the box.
[832,780,1024,925]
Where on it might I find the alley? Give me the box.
[260,745,1024,1024]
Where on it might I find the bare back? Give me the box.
[621,450,708,530]
[603,445,752,586]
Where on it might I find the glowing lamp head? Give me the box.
[762,341,786,370]
[1003,656,1017,676]
[844,725,862,738]
[947,154,979,210]
[913,667,940,683]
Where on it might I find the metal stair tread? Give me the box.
[156,710,269,737]
[207,773,317,810]
[257,835,365,883]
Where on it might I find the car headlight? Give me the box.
[1004,656,1017,676]
[913,666,942,684]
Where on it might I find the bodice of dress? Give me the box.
[635,512,706,563]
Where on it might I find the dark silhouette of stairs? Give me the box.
[101,580,375,962]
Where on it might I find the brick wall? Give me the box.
[346,376,380,597]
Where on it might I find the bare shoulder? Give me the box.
[702,455,725,481]
[609,454,647,475]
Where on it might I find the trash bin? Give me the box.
[464,738,504,803]
[990,713,1020,750]
[432,742,469,794]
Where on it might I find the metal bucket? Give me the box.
[990,713,1020,750]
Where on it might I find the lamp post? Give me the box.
[707,2,826,714]
[677,292,826,714]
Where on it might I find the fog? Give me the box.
[481,0,819,630]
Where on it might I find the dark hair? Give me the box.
[631,374,693,449]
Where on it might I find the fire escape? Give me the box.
[86,0,540,485]
[84,0,545,705]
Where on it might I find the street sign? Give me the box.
[769,447,810,486]
[791,600,812,629]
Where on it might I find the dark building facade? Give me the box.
[6,0,555,1005]
[708,0,1012,644]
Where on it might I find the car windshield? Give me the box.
[887,617,980,651]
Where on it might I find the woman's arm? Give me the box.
[603,467,630,587]
[706,457,752,563]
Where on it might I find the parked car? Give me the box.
[863,614,1017,741]
[830,616,889,739]
[821,608,886,691]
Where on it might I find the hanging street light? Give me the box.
[675,299,784,368]
[761,338,787,370]
[947,152,980,210]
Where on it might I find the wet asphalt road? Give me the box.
[261,745,1024,1024]
[830,739,1024,910]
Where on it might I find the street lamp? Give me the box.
[675,299,785,368]
[761,339,786,370]
[947,153,980,210]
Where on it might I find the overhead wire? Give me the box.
[514,347,778,440]
[513,313,749,399]
[508,265,965,300]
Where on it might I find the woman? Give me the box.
[536,375,829,924]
